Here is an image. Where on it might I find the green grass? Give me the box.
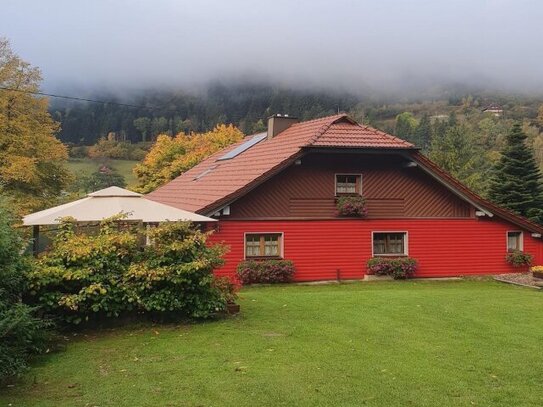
[2,280,543,406]
[66,158,139,187]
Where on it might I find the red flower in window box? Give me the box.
[336,196,368,217]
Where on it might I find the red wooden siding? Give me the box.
[209,218,543,281]
[228,153,472,219]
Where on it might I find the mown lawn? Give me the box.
[2,280,543,406]
[66,158,139,187]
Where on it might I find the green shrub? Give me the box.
[236,260,295,284]
[212,276,239,304]
[29,218,228,324]
[367,257,418,279]
[88,138,147,161]
[506,250,533,267]
[0,200,50,381]
[68,145,89,158]
[76,169,127,192]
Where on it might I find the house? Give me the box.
[147,114,543,281]
[482,104,504,117]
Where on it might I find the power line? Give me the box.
[0,86,154,109]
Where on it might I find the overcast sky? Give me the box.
[2,0,543,95]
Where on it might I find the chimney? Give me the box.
[267,114,298,140]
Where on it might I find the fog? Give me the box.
[2,0,543,96]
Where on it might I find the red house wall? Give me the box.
[208,218,543,281]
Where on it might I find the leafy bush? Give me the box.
[236,260,295,285]
[75,169,127,192]
[336,196,368,217]
[0,200,50,381]
[212,276,239,304]
[530,265,543,273]
[506,250,533,267]
[29,218,227,324]
[367,257,418,279]
[88,138,147,161]
[68,145,89,158]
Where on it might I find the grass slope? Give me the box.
[2,281,543,406]
[66,158,139,187]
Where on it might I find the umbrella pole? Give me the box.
[32,225,40,256]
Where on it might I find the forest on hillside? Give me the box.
[50,84,543,145]
[51,83,543,199]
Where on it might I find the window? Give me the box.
[245,233,282,258]
[336,174,361,195]
[507,231,522,251]
[373,232,407,255]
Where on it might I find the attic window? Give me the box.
[217,132,267,161]
[335,174,361,195]
[193,165,218,181]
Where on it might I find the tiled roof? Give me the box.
[145,113,543,234]
[146,114,412,213]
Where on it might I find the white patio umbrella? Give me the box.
[23,186,216,226]
[23,186,216,254]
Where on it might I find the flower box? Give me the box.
[506,250,533,267]
[336,196,368,217]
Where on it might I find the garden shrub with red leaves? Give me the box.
[236,260,295,285]
[367,257,418,279]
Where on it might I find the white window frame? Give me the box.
[506,230,523,251]
[371,231,409,256]
[334,173,363,196]
[243,232,284,259]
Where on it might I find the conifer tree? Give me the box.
[413,113,432,151]
[488,123,543,222]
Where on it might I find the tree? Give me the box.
[537,105,543,129]
[133,117,151,142]
[76,169,127,193]
[151,117,169,138]
[488,123,543,222]
[394,112,418,142]
[413,113,432,151]
[428,123,490,194]
[0,199,49,379]
[0,38,71,215]
[134,124,244,193]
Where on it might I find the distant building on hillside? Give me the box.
[483,104,504,117]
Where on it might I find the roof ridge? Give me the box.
[305,114,349,146]
[292,113,346,127]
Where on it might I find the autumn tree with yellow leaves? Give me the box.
[0,38,71,214]
[134,124,243,193]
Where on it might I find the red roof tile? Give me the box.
[147,114,411,214]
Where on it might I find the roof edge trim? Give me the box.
[410,151,543,234]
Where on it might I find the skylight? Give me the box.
[217,132,267,161]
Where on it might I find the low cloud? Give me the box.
[2,0,543,95]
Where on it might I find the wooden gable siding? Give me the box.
[227,153,472,219]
